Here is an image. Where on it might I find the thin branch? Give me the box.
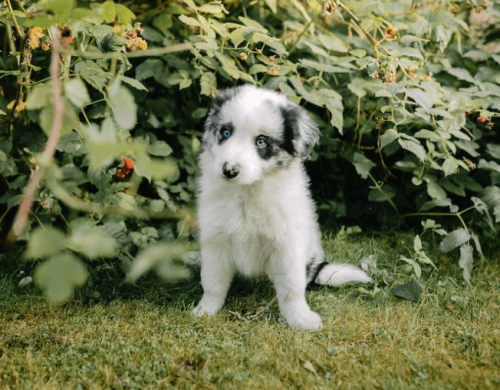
[6,0,25,39]
[70,43,193,60]
[7,27,64,243]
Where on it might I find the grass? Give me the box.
[1,232,499,389]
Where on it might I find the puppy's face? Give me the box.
[202,86,320,185]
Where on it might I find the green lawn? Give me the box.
[1,233,499,389]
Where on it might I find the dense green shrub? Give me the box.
[0,0,499,300]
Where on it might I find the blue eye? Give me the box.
[256,137,267,148]
[223,130,232,138]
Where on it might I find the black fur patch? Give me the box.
[256,136,280,160]
[307,261,328,285]
[279,106,301,156]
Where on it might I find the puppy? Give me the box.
[194,85,371,330]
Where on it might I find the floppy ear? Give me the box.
[280,104,320,160]
[204,87,241,132]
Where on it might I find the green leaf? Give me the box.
[25,227,66,259]
[318,34,349,53]
[459,243,473,285]
[380,128,399,148]
[109,81,137,130]
[393,278,422,302]
[67,220,117,259]
[446,68,475,84]
[427,180,447,200]
[486,144,500,160]
[135,59,164,81]
[115,4,135,24]
[179,14,201,27]
[442,158,459,177]
[198,4,224,13]
[439,228,470,253]
[40,100,80,137]
[126,242,189,283]
[39,0,75,15]
[414,234,422,253]
[101,0,117,23]
[352,152,375,179]
[118,75,148,92]
[34,252,87,304]
[27,83,53,110]
[398,139,426,161]
[65,78,91,108]
[200,72,217,96]
[368,185,396,202]
[405,88,433,112]
[149,141,173,157]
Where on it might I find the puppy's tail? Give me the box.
[308,262,372,287]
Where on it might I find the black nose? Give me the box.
[222,162,239,179]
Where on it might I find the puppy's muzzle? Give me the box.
[222,162,240,179]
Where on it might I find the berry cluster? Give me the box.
[27,25,73,51]
[117,156,134,179]
[124,23,147,52]
[266,56,280,76]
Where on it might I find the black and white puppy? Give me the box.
[194,85,371,330]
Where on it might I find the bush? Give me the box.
[0,0,499,300]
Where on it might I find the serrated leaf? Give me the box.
[135,59,164,81]
[149,140,173,157]
[25,227,66,259]
[368,185,396,202]
[118,75,148,91]
[67,220,117,259]
[405,88,433,112]
[198,4,223,13]
[34,252,87,304]
[179,14,201,27]
[486,144,500,160]
[352,152,375,179]
[126,242,188,283]
[459,243,473,285]
[27,82,53,110]
[39,0,75,15]
[40,100,80,137]
[200,72,217,96]
[115,3,135,24]
[446,68,475,84]
[414,235,422,252]
[65,78,91,108]
[439,228,470,253]
[427,180,448,200]
[393,279,422,302]
[398,139,426,161]
[318,34,349,53]
[380,128,399,148]
[109,81,137,130]
[101,0,117,23]
[442,158,459,177]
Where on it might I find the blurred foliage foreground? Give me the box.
[0,0,499,302]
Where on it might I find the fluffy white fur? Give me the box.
[193,85,372,330]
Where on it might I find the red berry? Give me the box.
[477,116,486,123]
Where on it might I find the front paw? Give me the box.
[285,308,323,331]
[193,296,224,317]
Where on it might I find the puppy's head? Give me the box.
[202,85,320,185]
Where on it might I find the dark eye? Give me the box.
[256,136,267,148]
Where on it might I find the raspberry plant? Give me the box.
[1,0,499,300]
